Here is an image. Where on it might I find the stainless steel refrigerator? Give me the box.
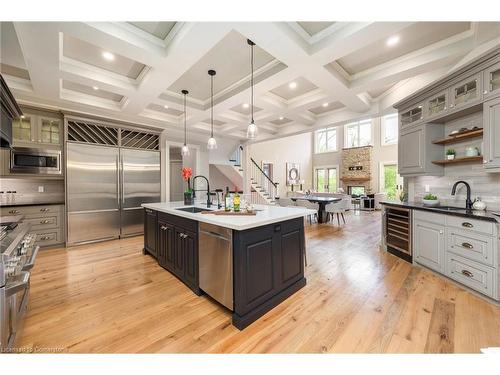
[66,143,160,245]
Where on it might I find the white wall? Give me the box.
[312,116,398,193]
[209,164,236,191]
[247,132,313,197]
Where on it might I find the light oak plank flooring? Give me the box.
[17,212,500,353]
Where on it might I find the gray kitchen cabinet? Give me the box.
[399,103,424,130]
[413,217,446,273]
[398,124,444,176]
[483,96,500,171]
[12,113,62,147]
[449,73,482,111]
[425,90,448,120]
[483,60,500,99]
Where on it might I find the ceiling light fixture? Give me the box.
[207,69,217,150]
[279,116,284,120]
[181,89,190,157]
[242,103,249,109]
[164,105,169,109]
[92,86,99,91]
[386,35,400,47]
[289,81,297,89]
[246,39,258,139]
[322,102,329,107]
[102,51,115,61]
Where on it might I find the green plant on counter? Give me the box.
[423,193,438,200]
[446,148,456,155]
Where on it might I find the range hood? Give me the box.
[0,74,23,148]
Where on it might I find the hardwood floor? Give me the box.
[17,212,500,353]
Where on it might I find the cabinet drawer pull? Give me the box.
[160,226,167,231]
[40,220,51,224]
[9,210,20,214]
[40,208,50,212]
[40,236,52,241]
[461,242,473,249]
[461,270,474,278]
[461,222,474,228]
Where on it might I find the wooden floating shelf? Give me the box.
[432,128,483,145]
[432,156,483,165]
[339,177,371,182]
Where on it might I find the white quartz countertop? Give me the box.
[142,201,317,231]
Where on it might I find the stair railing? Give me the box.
[250,157,279,203]
[229,145,243,167]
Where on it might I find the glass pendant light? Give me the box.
[246,39,258,139]
[207,69,217,150]
[181,89,190,157]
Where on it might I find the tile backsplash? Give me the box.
[408,110,500,211]
[0,178,65,206]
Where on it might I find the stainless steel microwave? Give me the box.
[10,147,61,175]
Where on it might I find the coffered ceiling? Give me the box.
[1,21,500,143]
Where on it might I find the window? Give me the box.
[380,162,403,201]
[315,127,337,153]
[314,167,338,193]
[344,119,372,148]
[381,114,398,145]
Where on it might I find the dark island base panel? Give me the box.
[387,246,412,263]
[232,278,306,330]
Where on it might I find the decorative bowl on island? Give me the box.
[422,194,439,207]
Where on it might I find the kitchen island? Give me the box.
[141,202,316,329]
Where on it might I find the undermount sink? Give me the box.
[434,206,467,211]
[175,206,212,213]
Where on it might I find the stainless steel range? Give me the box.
[1,221,39,351]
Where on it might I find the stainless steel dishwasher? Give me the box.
[199,222,233,310]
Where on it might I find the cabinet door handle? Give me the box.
[461,242,473,249]
[461,270,474,278]
[462,222,474,228]
[483,90,488,94]
[439,230,443,234]
[160,226,167,231]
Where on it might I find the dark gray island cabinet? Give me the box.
[142,205,307,329]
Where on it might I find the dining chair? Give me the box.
[276,197,296,207]
[325,199,348,225]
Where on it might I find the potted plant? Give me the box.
[422,193,439,206]
[446,148,456,160]
[182,167,194,205]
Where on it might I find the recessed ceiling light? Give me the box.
[102,51,115,61]
[322,102,329,108]
[164,105,169,109]
[92,86,99,91]
[279,116,284,120]
[242,103,249,108]
[20,115,25,119]
[386,35,400,47]
[289,81,297,89]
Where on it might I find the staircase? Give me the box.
[249,157,279,205]
[216,145,279,205]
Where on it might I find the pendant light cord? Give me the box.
[210,74,214,138]
[183,92,187,145]
[250,42,254,123]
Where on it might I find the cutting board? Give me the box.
[201,210,257,216]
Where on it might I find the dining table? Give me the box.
[290,195,342,224]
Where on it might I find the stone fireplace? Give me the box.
[340,146,372,194]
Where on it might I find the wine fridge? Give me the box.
[382,205,412,262]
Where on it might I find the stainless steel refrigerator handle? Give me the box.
[121,153,125,205]
[116,156,120,208]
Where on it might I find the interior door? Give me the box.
[67,143,120,244]
[120,149,161,236]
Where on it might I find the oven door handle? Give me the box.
[22,245,40,271]
[6,271,30,297]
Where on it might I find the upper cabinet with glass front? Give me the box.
[449,73,482,111]
[483,60,500,99]
[399,103,424,130]
[425,90,448,120]
[12,113,62,147]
